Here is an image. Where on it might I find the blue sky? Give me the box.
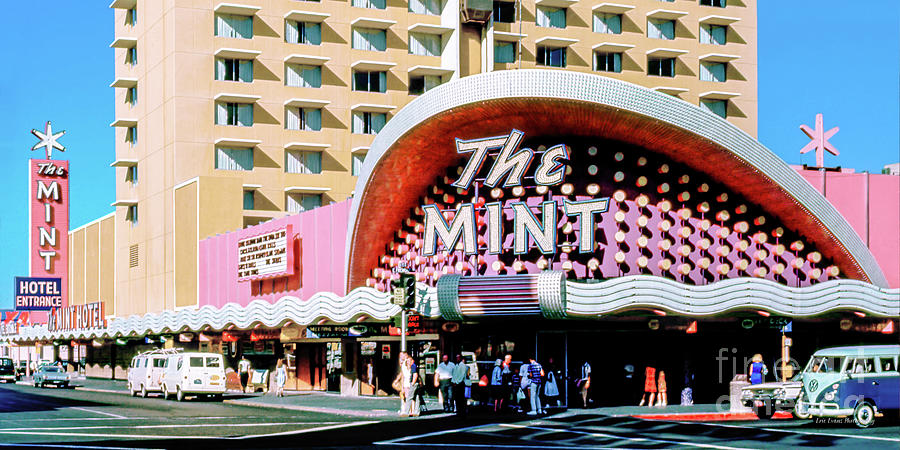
[0,1,897,310]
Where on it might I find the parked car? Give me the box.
[33,365,70,388]
[741,371,808,419]
[0,358,15,383]
[799,344,900,428]
[128,349,180,398]
[161,352,226,402]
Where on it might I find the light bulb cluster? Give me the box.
[365,140,839,291]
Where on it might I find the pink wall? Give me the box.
[199,200,351,308]
[794,167,900,288]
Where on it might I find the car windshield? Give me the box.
[0,359,12,367]
[43,367,60,373]
[807,356,843,373]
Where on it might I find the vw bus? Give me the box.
[161,352,226,402]
[799,345,899,428]
[128,348,181,398]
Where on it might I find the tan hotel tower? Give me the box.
[93,0,756,317]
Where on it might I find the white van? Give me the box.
[128,349,180,398]
[161,352,226,401]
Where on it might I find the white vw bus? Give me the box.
[161,352,226,401]
[128,349,180,398]
[798,345,900,428]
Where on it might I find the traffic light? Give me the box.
[389,273,417,308]
[400,273,416,308]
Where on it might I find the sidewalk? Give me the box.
[582,403,793,421]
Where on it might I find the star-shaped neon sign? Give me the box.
[799,113,838,168]
[31,121,66,160]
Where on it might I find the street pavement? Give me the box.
[1,379,897,449]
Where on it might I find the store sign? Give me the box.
[423,130,609,256]
[48,302,106,332]
[307,324,389,338]
[0,322,18,336]
[178,333,194,342]
[14,277,63,311]
[250,329,279,341]
[30,158,69,309]
[237,225,294,281]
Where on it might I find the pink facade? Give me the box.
[199,200,351,308]
[794,167,900,288]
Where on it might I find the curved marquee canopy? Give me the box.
[345,70,888,291]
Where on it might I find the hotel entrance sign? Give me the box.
[22,121,69,313]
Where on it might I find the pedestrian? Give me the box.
[238,356,251,393]
[404,357,421,417]
[748,354,768,385]
[274,359,287,397]
[526,356,544,415]
[491,359,504,412]
[656,370,667,407]
[638,364,656,407]
[501,354,514,411]
[543,367,560,408]
[397,352,410,416]
[578,361,591,408]
[450,354,470,416]
[436,354,455,412]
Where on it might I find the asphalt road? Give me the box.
[1,382,897,449]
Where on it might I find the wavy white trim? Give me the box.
[566,276,900,318]
[6,286,441,343]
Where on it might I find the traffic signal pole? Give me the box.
[400,308,408,352]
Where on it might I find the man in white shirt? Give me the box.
[435,354,456,412]
[238,357,251,393]
[450,354,470,416]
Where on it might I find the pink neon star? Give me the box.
[799,113,839,168]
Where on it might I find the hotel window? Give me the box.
[353,0,386,9]
[700,0,726,7]
[215,14,253,39]
[700,24,726,45]
[286,64,322,88]
[352,153,366,176]
[410,0,441,15]
[126,86,137,105]
[594,52,622,73]
[215,102,253,126]
[286,193,322,213]
[243,191,255,210]
[215,58,253,82]
[536,46,566,68]
[648,57,675,77]
[126,126,137,146]
[285,108,322,131]
[493,1,516,23]
[352,28,387,52]
[285,20,322,45]
[648,19,675,40]
[352,111,386,134]
[125,165,138,185]
[353,70,387,92]
[285,151,322,174]
[126,47,137,65]
[126,205,138,227]
[125,7,136,26]
[700,62,726,82]
[409,75,441,95]
[495,41,516,63]
[536,6,566,29]
[215,147,254,171]
[409,33,441,56]
[593,13,621,34]
[700,99,727,118]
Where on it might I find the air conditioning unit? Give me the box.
[461,0,493,24]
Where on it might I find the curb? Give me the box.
[223,399,397,418]
[631,411,794,421]
[75,387,130,395]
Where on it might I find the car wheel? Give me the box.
[793,393,811,420]
[754,401,774,420]
[141,384,148,398]
[853,402,876,428]
[62,382,69,389]
[176,387,185,402]
[213,394,223,402]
